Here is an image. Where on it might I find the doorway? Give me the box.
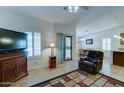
[56,34,73,63]
[64,36,72,61]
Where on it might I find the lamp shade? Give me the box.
[50,43,56,48]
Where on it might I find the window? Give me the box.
[26,32,33,56]
[102,38,111,51]
[26,32,41,57]
[34,33,41,56]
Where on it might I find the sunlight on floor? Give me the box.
[100,58,124,82]
[11,61,78,87]
[11,59,124,87]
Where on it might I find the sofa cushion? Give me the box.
[85,57,99,62]
[87,51,103,58]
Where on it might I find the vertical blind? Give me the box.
[26,32,41,57]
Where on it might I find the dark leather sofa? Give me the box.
[78,50,104,74]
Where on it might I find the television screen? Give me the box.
[0,28,27,52]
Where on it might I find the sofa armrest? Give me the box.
[80,57,87,61]
[92,60,102,64]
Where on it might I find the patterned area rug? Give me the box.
[32,69,124,87]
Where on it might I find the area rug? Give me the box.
[31,69,124,87]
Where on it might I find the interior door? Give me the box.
[64,36,72,61]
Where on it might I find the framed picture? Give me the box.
[120,33,124,45]
[86,39,93,44]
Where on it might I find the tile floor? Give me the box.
[10,61,78,87]
[100,58,124,82]
[32,70,124,87]
[10,58,124,87]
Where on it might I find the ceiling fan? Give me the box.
[63,6,90,13]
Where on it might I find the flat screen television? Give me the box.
[0,28,27,52]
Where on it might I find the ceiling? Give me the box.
[0,6,92,25]
[77,6,124,36]
[0,6,124,35]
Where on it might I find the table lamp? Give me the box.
[50,43,56,56]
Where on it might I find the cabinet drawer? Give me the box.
[51,61,56,65]
[51,59,56,62]
[2,60,16,70]
[2,57,25,65]
[16,57,26,62]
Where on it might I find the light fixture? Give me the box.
[69,6,79,13]
[64,6,79,13]
[113,35,121,39]
[50,43,56,48]
[63,6,90,13]
[50,43,56,57]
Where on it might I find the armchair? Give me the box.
[78,50,104,74]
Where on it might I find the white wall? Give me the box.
[77,25,124,57]
[0,9,76,70]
